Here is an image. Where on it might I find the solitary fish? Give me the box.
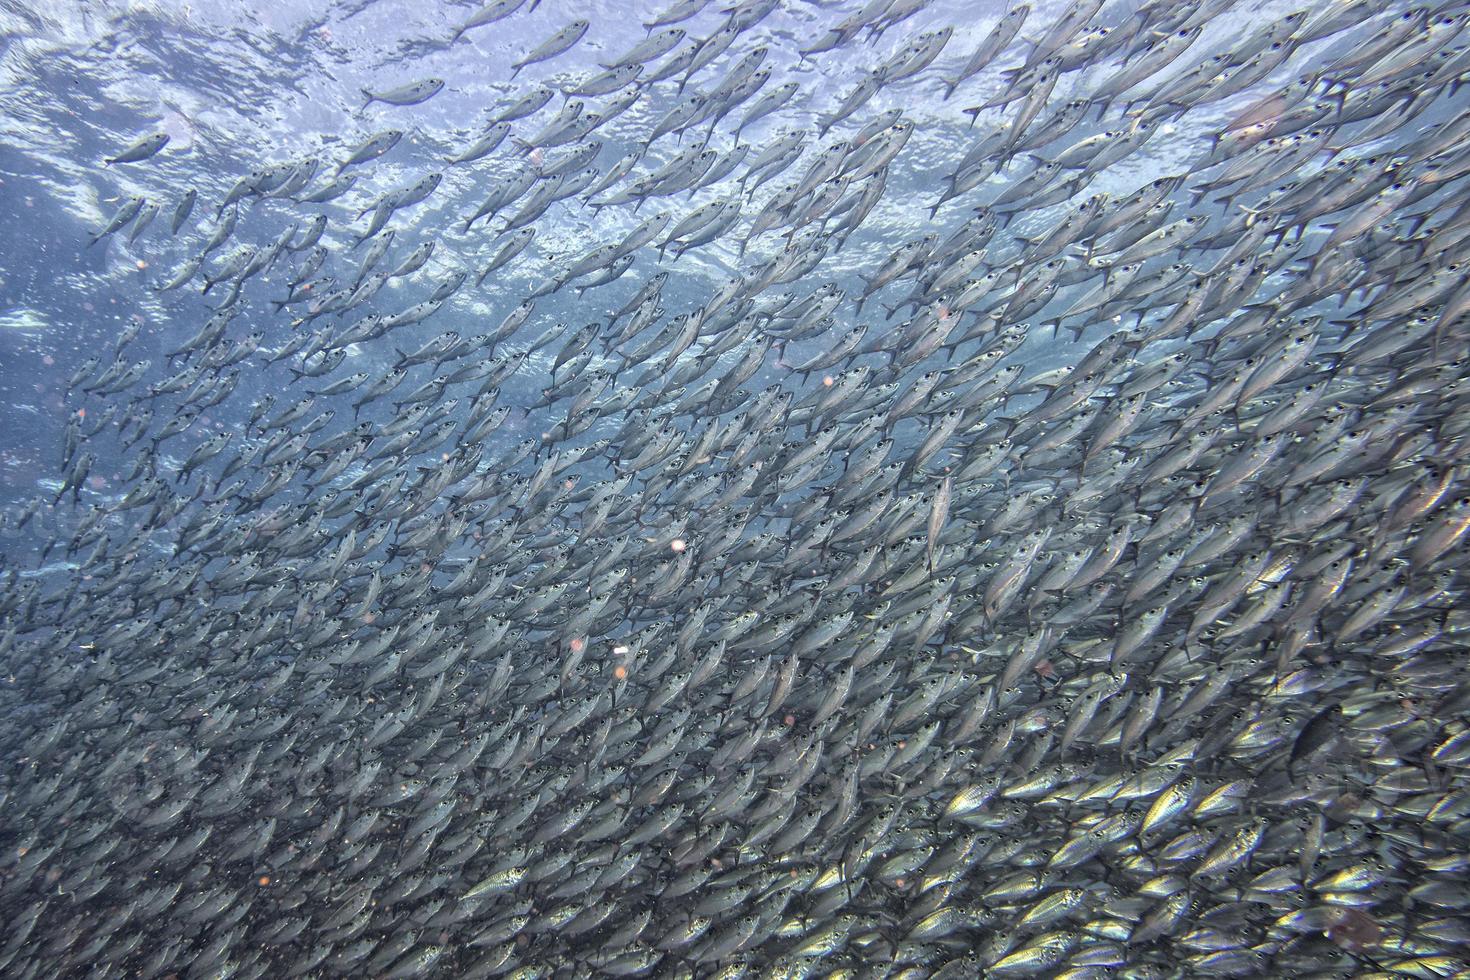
[360,78,444,108]
[511,20,590,77]
[336,130,404,174]
[927,475,952,572]
[451,0,528,43]
[105,132,169,165]
[169,189,196,234]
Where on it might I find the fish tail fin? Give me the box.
[995,415,1023,439]
[1235,200,1269,227]
[1327,319,1360,344]
[359,89,375,109]
[1401,211,1432,239]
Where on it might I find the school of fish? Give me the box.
[2,0,1470,976]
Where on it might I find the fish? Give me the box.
[8,2,1470,977]
[336,129,404,175]
[943,5,1030,99]
[604,28,687,71]
[451,0,529,43]
[104,131,169,165]
[169,189,197,234]
[87,194,145,246]
[491,85,557,126]
[126,201,159,243]
[447,123,512,166]
[360,78,445,108]
[511,20,591,77]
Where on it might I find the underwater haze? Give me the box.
[1,0,1470,976]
